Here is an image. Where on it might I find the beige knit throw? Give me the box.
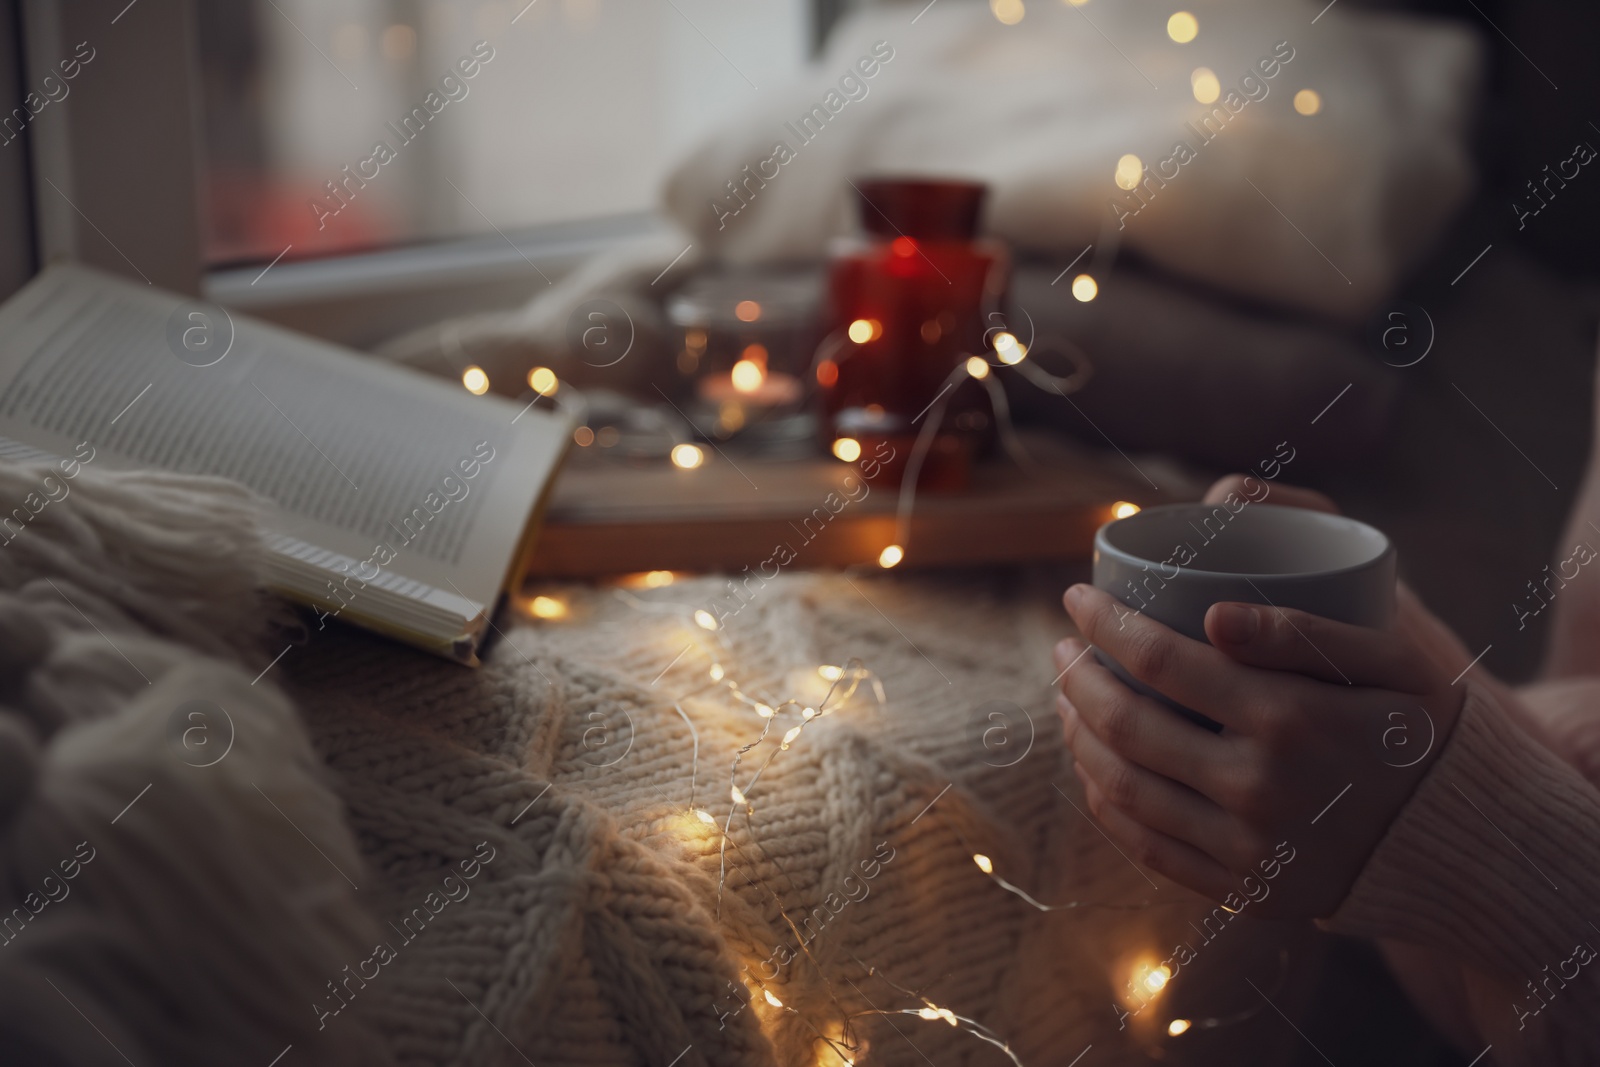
[0,458,1265,1066]
[286,573,1215,1066]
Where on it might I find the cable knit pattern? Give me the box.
[1324,681,1600,1065]
[282,572,1235,1066]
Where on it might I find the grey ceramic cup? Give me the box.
[1090,502,1397,730]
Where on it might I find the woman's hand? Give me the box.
[1055,478,1470,918]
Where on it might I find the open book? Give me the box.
[0,263,571,664]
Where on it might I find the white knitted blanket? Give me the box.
[0,459,1268,1066]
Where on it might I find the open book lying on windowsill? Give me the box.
[0,263,572,665]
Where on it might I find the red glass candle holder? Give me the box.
[816,177,1009,489]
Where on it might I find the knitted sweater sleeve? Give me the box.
[1321,681,1600,1066]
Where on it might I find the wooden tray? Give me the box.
[523,430,1173,579]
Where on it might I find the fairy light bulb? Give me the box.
[990,0,1024,25]
[731,784,747,805]
[1114,154,1143,190]
[818,665,843,682]
[461,366,489,395]
[1294,88,1322,116]
[973,853,994,874]
[878,544,904,568]
[529,595,567,620]
[709,663,725,682]
[847,318,880,344]
[755,703,776,719]
[695,809,716,825]
[965,356,990,379]
[1168,1018,1191,1036]
[917,1007,941,1020]
[801,707,817,720]
[994,332,1027,365]
[1166,11,1197,42]
[1072,274,1098,302]
[671,443,705,470]
[528,366,558,395]
[1112,500,1140,519]
[832,437,862,462]
[782,725,802,748]
[644,570,674,587]
[694,609,719,631]
[1144,965,1172,993]
[764,989,784,1008]
[1190,67,1220,104]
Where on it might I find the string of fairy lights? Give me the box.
[452,5,1328,1059]
[575,581,1282,1064]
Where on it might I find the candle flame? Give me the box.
[731,359,766,393]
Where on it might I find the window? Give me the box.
[196,0,813,268]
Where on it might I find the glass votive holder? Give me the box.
[666,269,821,455]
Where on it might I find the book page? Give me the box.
[0,264,569,618]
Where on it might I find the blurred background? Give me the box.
[197,0,814,265]
[9,0,1596,750]
[187,0,1600,684]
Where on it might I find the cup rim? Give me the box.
[1095,502,1394,582]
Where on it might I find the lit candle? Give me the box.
[696,343,803,408]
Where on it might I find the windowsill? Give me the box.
[204,211,670,351]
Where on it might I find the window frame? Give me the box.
[21,0,205,295]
